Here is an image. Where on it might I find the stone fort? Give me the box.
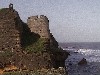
[0,4,68,70]
[0,4,51,51]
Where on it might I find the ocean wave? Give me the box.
[66,48,100,63]
[66,48,100,75]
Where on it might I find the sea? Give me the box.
[59,42,100,75]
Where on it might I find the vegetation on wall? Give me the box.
[24,38,46,53]
[21,23,47,53]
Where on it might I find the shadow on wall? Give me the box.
[21,22,40,47]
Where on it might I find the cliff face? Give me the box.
[0,4,69,70]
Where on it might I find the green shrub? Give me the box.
[24,38,46,53]
[22,24,49,53]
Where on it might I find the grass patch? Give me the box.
[21,24,47,53]
[24,38,46,53]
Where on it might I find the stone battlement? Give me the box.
[28,15,48,21]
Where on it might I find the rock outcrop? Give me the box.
[78,58,87,65]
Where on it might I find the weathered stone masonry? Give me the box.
[0,4,23,51]
[27,15,50,39]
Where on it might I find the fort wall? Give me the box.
[0,5,22,52]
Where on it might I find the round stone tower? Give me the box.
[27,15,50,39]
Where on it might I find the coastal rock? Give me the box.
[78,58,87,65]
[50,49,70,68]
[49,33,70,68]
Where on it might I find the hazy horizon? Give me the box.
[0,0,100,42]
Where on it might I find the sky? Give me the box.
[0,0,100,42]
